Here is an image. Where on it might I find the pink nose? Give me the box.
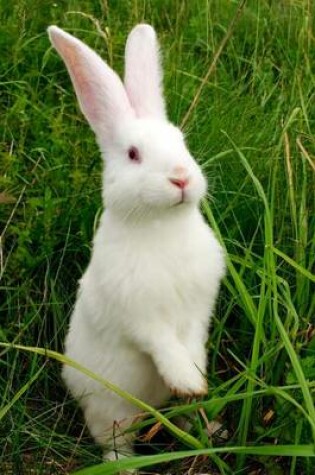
[169,177,189,189]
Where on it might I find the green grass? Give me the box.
[1,0,315,473]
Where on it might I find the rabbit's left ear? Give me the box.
[124,24,167,120]
[48,26,134,141]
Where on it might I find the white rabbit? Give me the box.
[48,24,225,463]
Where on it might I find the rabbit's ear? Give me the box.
[124,24,167,120]
[48,26,134,140]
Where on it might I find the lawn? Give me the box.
[1,0,315,474]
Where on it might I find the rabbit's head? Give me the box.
[48,25,206,218]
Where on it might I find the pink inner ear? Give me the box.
[49,27,134,139]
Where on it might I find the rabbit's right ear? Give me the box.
[48,26,134,141]
[124,24,167,120]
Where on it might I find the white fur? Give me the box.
[48,24,225,460]
[124,24,166,119]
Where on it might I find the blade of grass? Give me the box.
[273,313,315,443]
[202,199,258,328]
[73,445,315,475]
[181,0,247,128]
[237,272,266,447]
[0,364,45,421]
[0,342,203,450]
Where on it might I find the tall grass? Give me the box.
[1,0,315,474]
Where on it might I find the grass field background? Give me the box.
[1,0,315,473]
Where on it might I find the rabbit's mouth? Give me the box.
[173,191,187,207]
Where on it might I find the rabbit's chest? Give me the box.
[82,212,224,329]
[88,231,215,321]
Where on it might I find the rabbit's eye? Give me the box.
[128,146,141,163]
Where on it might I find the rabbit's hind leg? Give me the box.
[83,395,139,460]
